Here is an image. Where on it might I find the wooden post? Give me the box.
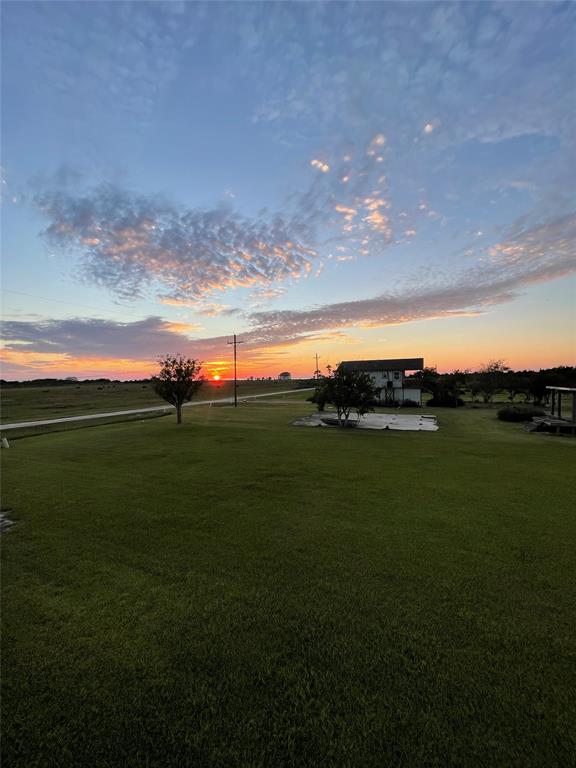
[551,389,555,417]
[558,392,562,420]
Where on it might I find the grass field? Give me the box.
[0,379,303,424]
[2,403,575,767]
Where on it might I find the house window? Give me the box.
[394,371,400,380]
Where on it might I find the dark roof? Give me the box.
[339,358,424,372]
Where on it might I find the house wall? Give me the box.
[361,370,421,404]
[365,370,404,389]
[400,388,422,404]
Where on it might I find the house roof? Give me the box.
[339,358,424,372]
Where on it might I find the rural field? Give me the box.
[2,402,575,767]
[0,379,305,424]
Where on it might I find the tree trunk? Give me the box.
[176,404,182,424]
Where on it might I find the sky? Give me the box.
[1,0,575,381]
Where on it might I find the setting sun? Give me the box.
[212,374,221,381]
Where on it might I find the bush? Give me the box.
[497,406,546,422]
[427,395,465,408]
[307,393,326,411]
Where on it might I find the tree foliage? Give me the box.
[312,366,380,427]
[476,360,510,403]
[419,366,465,407]
[418,364,575,407]
[152,355,204,424]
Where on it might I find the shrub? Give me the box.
[497,406,546,422]
[427,395,465,408]
[307,392,326,411]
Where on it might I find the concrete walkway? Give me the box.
[0,389,314,431]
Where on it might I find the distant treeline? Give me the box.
[1,366,574,401]
[408,364,576,407]
[0,376,308,388]
[0,378,145,388]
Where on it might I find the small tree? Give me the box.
[420,367,465,407]
[477,360,510,404]
[503,372,529,403]
[468,379,483,403]
[528,371,549,406]
[152,355,204,424]
[313,366,380,427]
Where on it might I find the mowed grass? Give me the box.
[2,404,575,767]
[0,379,303,424]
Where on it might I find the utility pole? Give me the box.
[314,353,320,379]
[227,334,245,407]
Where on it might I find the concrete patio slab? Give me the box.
[293,412,438,431]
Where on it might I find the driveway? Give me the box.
[0,389,314,431]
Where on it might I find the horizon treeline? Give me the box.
[1,365,574,392]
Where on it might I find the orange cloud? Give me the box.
[310,159,330,173]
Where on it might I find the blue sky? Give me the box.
[1,1,575,379]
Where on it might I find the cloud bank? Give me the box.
[4,212,574,377]
[249,212,576,341]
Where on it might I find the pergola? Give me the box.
[547,386,576,424]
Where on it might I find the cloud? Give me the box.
[249,286,287,307]
[1,316,206,361]
[251,287,287,300]
[246,2,575,152]
[247,212,576,342]
[17,2,573,306]
[2,2,193,134]
[4,213,574,378]
[35,185,318,303]
[159,297,239,317]
[310,159,330,173]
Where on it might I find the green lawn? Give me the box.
[2,404,575,767]
[0,379,304,424]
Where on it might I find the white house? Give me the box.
[339,358,424,405]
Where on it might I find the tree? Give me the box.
[419,366,440,395]
[468,379,483,403]
[503,372,529,403]
[152,355,204,424]
[420,367,465,407]
[477,360,510,404]
[527,371,549,405]
[312,366,380,427]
